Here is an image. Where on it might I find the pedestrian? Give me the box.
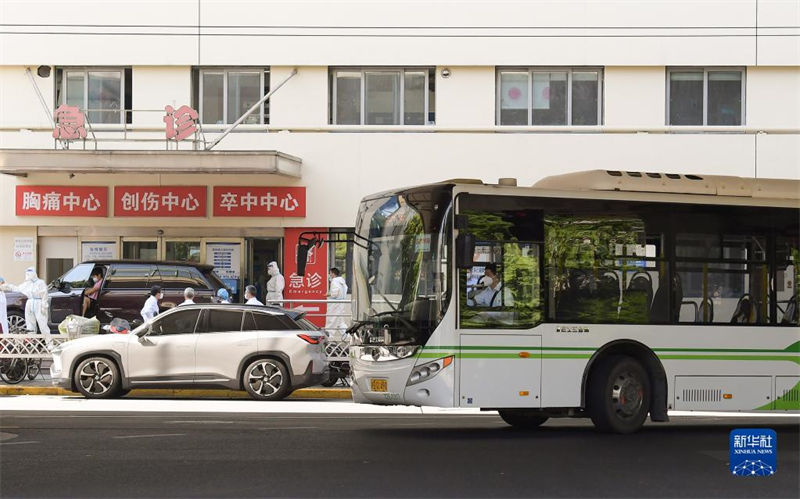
[5,268,51,347]
[141,285,163,322]
[0,276,8,335]
[265,261,285,304]
[325,267,349,338]
[180,287,195,306]
[81,267,104,317]
[245,285,264,306]
[216,288,231,304]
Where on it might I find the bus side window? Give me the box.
[460,241,542,329]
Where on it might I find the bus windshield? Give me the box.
[352,185,453,345]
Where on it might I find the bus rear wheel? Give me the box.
[588,355,650,434]
[498,409,549,429]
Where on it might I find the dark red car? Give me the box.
[5,260,229,333]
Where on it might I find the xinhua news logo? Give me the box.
[729,428,777,476]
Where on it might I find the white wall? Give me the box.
[0,66,54,130]
[2,1,799,66]
[435,67,495,127]
[132,67,193,126]
[747,67,800,128]
[270,66,329,127]
[604,67,665,127]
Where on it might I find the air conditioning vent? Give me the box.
[682,388,722,402]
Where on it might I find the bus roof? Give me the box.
[532,170,800,201]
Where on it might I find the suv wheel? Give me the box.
[74,356,122,399]
[243,358,290,401]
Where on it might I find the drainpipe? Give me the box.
[205,68,298,151]
[25,67,55,128]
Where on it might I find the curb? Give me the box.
[0,386,353,399]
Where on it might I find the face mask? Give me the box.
[268,267,278,276]
[25,271,35,281]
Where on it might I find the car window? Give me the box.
[157,265,207,289]
[189,267,212,290]
[243,312,300,331]
[152,309,201,336]
[197,309,244,333]
[106,264,153,289]
[295,318,319,331]
[57,263,94,288]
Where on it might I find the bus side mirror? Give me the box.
[455,233,475,269]
[296,243,311,277]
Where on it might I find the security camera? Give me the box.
[36,65,51,78]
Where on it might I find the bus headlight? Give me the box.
[407,356,453,386]
[361,345,420,362]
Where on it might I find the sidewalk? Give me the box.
[0,372,353,400]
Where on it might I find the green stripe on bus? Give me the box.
[657,354,800,365]
[423,344,800,354]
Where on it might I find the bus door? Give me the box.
[457,239,544,408]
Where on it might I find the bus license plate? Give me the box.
[370,378,388,392]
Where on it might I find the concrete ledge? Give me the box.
[0,386,352,399]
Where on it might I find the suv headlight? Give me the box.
[407,356,453,386]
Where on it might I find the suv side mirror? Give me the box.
[455,233,476,269]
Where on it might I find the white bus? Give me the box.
[305,170,800,433]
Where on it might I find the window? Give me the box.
[243,312,299,331]
[123,240,157,260]
[57,263,94,289]
[46,258,74,284]
[497,68,602,126]
[105,264,153,289]
[545,215,669,324]
[165,241,201,263]
[157,265,207,290]
[197,68,269,125]
[55,68,132,124]
[668,68,744,125]
[198,309,244,333]
[330,68,435,125]
[152,309,201,336]
[457,195,544,329]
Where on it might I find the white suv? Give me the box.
[50,304,328,401]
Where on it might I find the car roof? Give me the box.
[83,260,215,272]
[163,303,307,321]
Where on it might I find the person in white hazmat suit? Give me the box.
[4,267,51,346]
[0,276,8,334]
[325,267,349,339]
[265,261,285,304]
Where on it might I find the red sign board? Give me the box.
[114,186,207,217]
[213,187,306,217]
[283,227,328,327]
[16,186,107,216]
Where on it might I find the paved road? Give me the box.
[1,407,797,498]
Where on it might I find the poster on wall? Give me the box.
[13,237,34,261]
[283,228,328,327]
[206,243,241,293]
[81,242,116,262]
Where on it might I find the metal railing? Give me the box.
[0,334,68,359]
[266,298,352,362]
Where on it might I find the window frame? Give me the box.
[495,67,604,126]
[666,67,746,126]
[330,67,433,125]
[198,68,270,126]
[57,67,128,125]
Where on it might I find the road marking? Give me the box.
[1,440,39,445]
[259,426,318,430]
[113,433,186,439]
[166,420,235,424]
[0,432,18,441]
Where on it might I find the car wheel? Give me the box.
[73,356,122,399]
[498,409,549,429]
[588,355,650,434]
[7,312,26,334]
[243,358,290,401]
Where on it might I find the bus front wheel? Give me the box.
[588,355,650,434]
[498,409,549,429]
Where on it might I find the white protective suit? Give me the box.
[265,261,285,304]
[325,275,349,338]
[8,268,51,340]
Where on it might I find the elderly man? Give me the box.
[180,287,195,306]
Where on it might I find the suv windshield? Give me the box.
[353,185,453,345]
